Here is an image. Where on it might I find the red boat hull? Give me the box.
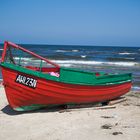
[1,67,131,110]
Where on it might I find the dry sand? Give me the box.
[0,86,140,140]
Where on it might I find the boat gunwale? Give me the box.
[0,62,132,86]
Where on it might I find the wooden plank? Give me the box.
[59,105,116,113]
[59,97,127,113]
[108,97,127,105]
[93,106,116,110]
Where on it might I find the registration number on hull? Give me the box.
[15,74,37,88]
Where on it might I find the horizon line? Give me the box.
[0,42,140,48]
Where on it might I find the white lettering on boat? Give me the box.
[15,74,37,88]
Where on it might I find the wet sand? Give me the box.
[0,87,140,140]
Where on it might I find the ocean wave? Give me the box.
[55,49,79,53]
[56,50,70,53]
[72,49,79,52]
[14,57,31,61]
[119,52,137,55]
[81,55,87,58]
[132,86,140,91]
[108,57,136,62]
[8,57,140,67]
[124,58,135,60]
[0,49,3,51]
[52,60,139,67]
[107,61,138,66]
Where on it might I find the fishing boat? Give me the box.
[0,41,132,111]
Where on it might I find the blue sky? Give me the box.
[0,0,140,46]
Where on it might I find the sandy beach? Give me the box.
[0,86,140,140]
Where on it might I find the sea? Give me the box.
[0,44,140,91]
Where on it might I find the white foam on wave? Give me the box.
[12,57,139,67]
[56,50,70,53]
[53,60,102,65]
[106,61,138,66]
[52,60,139,67]
[55,49,79,53]
[119,52,136,55]
[81,55,87,58]
[0,49,3,51]
[14,57,31,61]
[132,86,140,91]
[72,49,79,52]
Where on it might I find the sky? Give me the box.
[0,0,140,46]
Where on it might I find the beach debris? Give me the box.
[115,123,118,126]
[112,132,123,135]
[123,125,135,128]
[101,115,114,119]
[101,124,113,129]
